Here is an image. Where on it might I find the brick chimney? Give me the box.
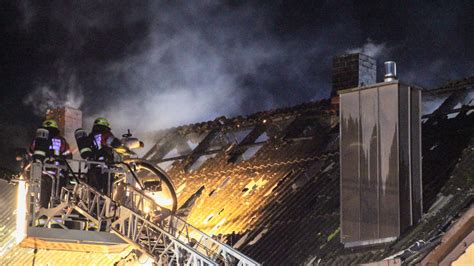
[331,53,376,96]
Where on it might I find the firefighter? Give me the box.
[30,119,72,208]
[85,117,121,194]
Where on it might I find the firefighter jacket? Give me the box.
[30,128,72,160]
[89,125,121,162]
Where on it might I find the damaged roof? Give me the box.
[143,77,474,265]
[0,77,472,265]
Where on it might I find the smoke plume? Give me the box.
[13,1,474,138]
[346,39,388,58]
[39,1,341,134]
[23,74,84,116]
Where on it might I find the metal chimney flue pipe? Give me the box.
[384,61,397,82]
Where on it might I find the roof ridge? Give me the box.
[144,98,330,136]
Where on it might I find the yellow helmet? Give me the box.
[42,119,59,129]
[94,117,110,128]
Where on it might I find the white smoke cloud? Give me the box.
[23,74,84,116]
[19,2,354,138]
[84,2,289,134]
[346,39,387,57]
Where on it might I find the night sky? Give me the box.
[1,0,474,169]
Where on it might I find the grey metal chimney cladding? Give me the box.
[339,78,422,248]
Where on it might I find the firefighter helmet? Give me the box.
[42,119,59,129]
[94,117,110,128]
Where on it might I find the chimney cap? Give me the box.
[384,61,397,82]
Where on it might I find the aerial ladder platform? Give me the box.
[14,158,260,266]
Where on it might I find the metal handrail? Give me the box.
[26,159,260,265]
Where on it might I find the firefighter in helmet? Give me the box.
[30,119,72,208]
[76,117,121,194]
[89,118,121,161]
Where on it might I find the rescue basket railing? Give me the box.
[25,159,260,266]
[65,178,219,265]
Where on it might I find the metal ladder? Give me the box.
[29,161,260,266]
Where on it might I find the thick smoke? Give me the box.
[23,74,84,116]
[89,3,294,133]
[15,1,474,138]
[23,86,84,116]
[27,1,344,134]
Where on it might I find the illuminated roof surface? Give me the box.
[144,78,474,264]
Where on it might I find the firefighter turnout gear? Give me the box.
[90,121,121,161]
[30,120,72,208]
[78,118,121,195]
[30,120,72,161]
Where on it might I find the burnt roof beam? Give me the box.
[183,129,221,172]
[145,131,182,162]
[422,105,474,119]
[149,148,224,164]
[142,130,170,159]
[228,125,267,163]
[426,90,470,125]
